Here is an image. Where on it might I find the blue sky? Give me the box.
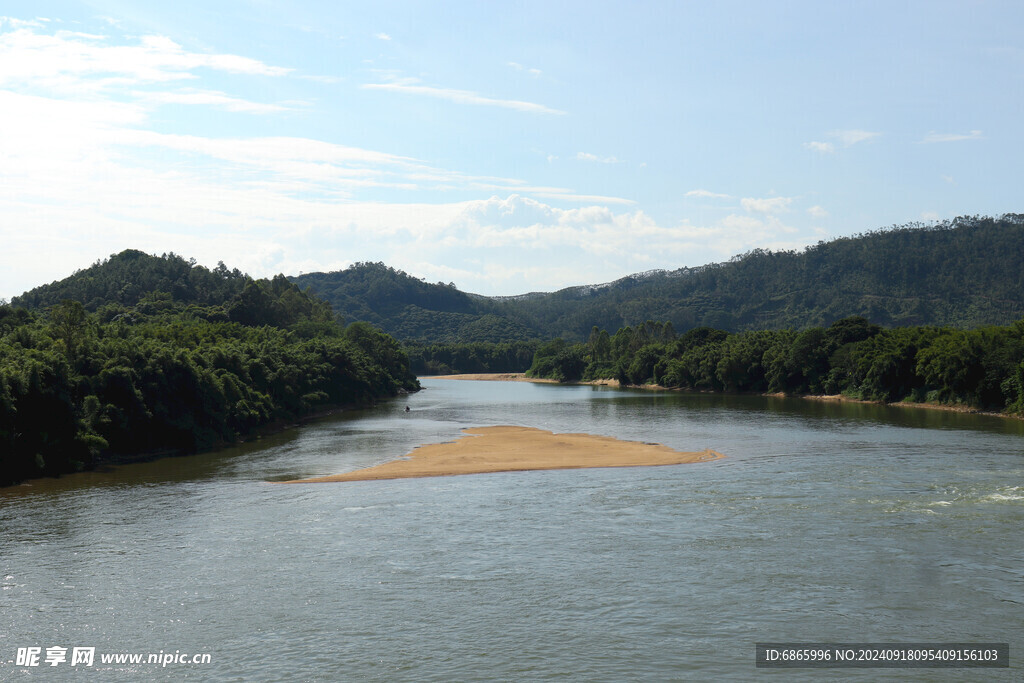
[1,1,1021,298]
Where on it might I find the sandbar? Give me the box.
[282,426,723,483]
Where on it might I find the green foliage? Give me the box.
[227,275,333,328]
[529,315,1024,416]
[1,264,418,486]
[291,263,537,343]
[405,341,539,375]
[501,215,1024,339]
[526,339,586,382]
[14,250,249,311]
[295,216,1024,344]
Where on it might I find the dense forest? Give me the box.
[13,249,251,311]
[291,264,536,343]
[1,252,418,486]
[525,317,1024,414]
[405,341,539,375]
[293,215,1024,345]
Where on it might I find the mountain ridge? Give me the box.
[292,214,1024,341]
[11,214,1024,343]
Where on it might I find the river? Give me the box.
[1,378,1022,680]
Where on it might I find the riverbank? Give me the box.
[282,425,723,483]
[1,395,407,489]
[425,373,623,387]
[808,395,1021,420]
[429,374,1021,421]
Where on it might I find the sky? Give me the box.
[1,1,1022,298]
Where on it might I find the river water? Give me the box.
[1,378,1022,681]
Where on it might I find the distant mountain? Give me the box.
[294,215,1024,341]
[290,263,540,343]
[13,215,1024,343]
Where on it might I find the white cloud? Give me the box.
[804,130,878,153]
[828,129,880,146]
[0,27,291,95]
[532,191,635,205]
[803,141,834,153]
[575,151,621,164]
[135,88,292,114]
[804,129,878,152]
[920,130,983,143]
[741,196,792,214]
[508,61,542,77]
[374,32,391,41]
[807,205,828,218]
[360,82,566,115]
[0,16,48,29]
[684,189,731,199]
[921,211,940,221]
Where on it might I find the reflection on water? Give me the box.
[1,379,1021,681]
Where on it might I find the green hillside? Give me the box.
[294,215,1024,343]
[2,252,417,486]
[13,249,250,311]
[291,263,540,342]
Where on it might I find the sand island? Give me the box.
[282,426,723,483]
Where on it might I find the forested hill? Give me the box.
[291,263,538,343]
[13,249,251,311]
[294,215,1024,342]
[503,214,1024,339]
[1,252,418,486]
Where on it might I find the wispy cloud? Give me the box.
[807,205,828,218]
[576,152,621,164]
[741,196,792,214]
[0,26,292,95]
[804,129,879,152]
[803,141,834,154]
[920,129,983,143]
[685,189,731,199]
[135,88,293,114]
[0,16,49,29]
[360,81,565,115]
[508,61,542,77]
[829,129,880,146]
[374,32,391,41]
[532,191,635,205]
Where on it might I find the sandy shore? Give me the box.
[282,425,723,483]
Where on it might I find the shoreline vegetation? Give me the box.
[521,317,1024,419]
[0,251,419,487]
[427,373,1023,420]
[282,425,723,483]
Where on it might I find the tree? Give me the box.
[49,300,89,363]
